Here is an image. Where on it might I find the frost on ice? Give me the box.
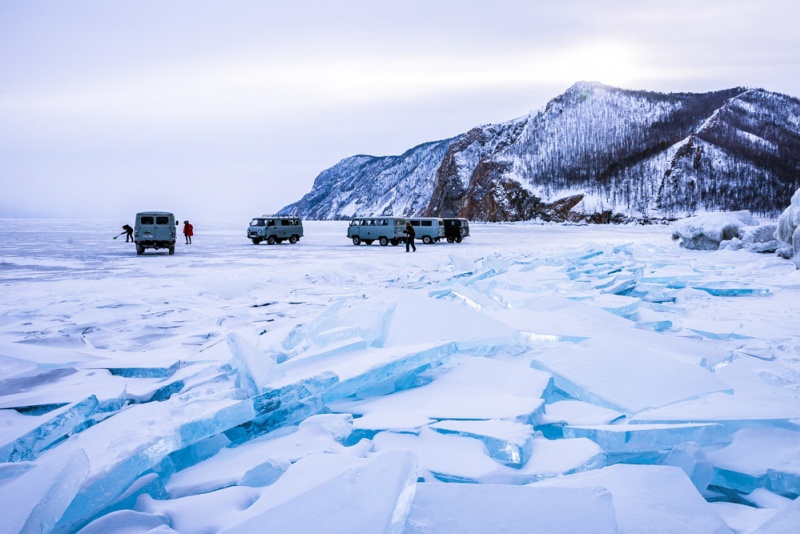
[1,220,800,533]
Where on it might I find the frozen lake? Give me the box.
[1,219,800,533]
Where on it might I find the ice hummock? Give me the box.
[671,210,755,250]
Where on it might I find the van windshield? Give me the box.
[250,219,265,226]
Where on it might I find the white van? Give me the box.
[134,212,176,255]
[247,216,304,245]
[407,217,445,244]
[347,217,406,246]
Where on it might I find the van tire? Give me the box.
[267,236,277,245]
[251,238,261,245]
[168,246,175,255]
[422,236,433,244]
[289,235,298,244]
[447,236,455,243]
[136,245,144,255]
[455,236,463,243]
[379,237,389,246]
[352,236,361,245]
[391,239,399,246]
[364,240,373,246]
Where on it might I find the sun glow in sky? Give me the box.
[1,0,799,220]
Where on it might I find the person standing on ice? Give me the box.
[122,224,134,242]
[404,221,416,252]
[183,220,194,244]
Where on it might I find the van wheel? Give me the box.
[455,236,463,243]
[379,237,389,246]
[447,236,455,243]
[289,235,298,244]
[251,238,261,245]
[364,240,373,246]
[267,236,277,245]
[391,239,399,246]
[136,245,144,255]
[352,236,361,245]
[422,236,433,244]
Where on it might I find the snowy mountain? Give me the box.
[279,82,800,222]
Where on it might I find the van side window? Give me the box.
[267,220,275,226]
[155,216,169,224]
[421,220,432,227]
[410,220,419,226]
[281,219,290,226]
[140,216,154,225]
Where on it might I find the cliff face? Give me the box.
[280,82,800,222]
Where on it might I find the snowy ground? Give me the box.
[1,219,800,533]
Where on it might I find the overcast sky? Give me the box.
[1,1,799,221]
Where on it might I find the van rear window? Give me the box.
[140,216,154,224]
[155,216,170,224]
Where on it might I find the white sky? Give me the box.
[1,0,799,221]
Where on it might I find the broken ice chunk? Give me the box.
[587,294,641,318]
[347,412,433,444]
[631,392,800,431]
[691,282,771,297]
[335,357,551,424]
[0,395,98,462]
[372,427,512,483]
[705,427,800,495]
[562,422,729,453]
[167,417,359,498]
[531,339,731,414]
[0,449,89,534]
[662,442,715,492]
[76,510,176,534]
[226,332,280,397]
[429,419,534,467]
[538,400,624,438]
[532,464,733,534]
[221,451,418,534]
[404,483,619,534]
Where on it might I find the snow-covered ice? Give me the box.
[1,219,800,533]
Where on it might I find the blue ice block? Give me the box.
[0,395,98,462]
[562,423,729,453]
[691,282,771,297]
[429,420,534,467]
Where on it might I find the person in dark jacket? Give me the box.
[122,224,134,242]
[183,220,194,244]
[404,222,416,252]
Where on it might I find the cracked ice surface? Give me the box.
[1,220,800,533]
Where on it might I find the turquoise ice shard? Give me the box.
[661,442,714,492]
[0,395,98,462]
[226,332,280,397]
[321,343,457,402]
[429,420,534,467]
[691,282,771,297]
[561,423,729,453]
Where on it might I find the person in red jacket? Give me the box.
[183,220,194,244]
